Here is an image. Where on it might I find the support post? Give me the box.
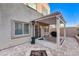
[48,25,50,36]
[37,22,40,37]
[56,19,60,48]
[64,24,66,40]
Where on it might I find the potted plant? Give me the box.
[31,37,35,44]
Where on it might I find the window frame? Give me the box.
[12,20,30,38]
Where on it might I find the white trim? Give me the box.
[22,23,24,34]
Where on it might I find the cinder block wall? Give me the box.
[60,27,77,37]
[66,27,77,37]
[49,26,77,37]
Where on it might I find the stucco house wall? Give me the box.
[36,3,50,15]
[0,5,3,47]
[0,3,42,50]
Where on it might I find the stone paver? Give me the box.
[0,37,79,56]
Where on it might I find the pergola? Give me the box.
[34,12,66,47]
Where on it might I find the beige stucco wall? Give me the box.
[0,3,42,50]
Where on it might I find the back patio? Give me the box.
[31,12,66,47]
[0,37,79,56]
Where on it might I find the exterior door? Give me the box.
[38,26,41,37]
[35,25,41,38]
[35,25,39,38]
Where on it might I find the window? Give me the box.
[24,24,29,34]
[15,22,29,35]
[15,22,23,35]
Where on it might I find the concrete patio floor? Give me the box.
[0,37,79,56]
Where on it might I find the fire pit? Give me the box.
[30,50,47,56]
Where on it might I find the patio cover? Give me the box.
[35,12,66,25]
[34,12,66,48]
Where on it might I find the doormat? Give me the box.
[30,50,47,56]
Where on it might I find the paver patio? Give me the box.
[0,37,79,56]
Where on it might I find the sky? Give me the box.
[49,3,79,27]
